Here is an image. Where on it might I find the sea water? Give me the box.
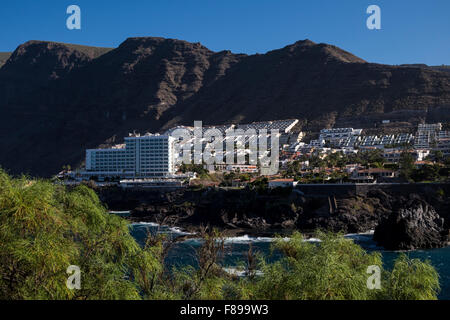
[129,222,450,299]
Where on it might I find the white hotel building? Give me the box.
[84,133,176,179]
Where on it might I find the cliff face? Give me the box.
[0,41,113,176]
[0,41,111,105]
[0,37,449,176]
[374,197,448,250]
[171,41,450,130]
[52,37,245,121]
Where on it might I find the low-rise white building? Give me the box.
[382,148,430,163]
[319,128,362,141]
[120,178,184,188]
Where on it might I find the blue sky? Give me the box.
[0,0,449,65]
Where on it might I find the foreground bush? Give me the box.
[0,170,440,300]
[249,233,439,300]
[0,170,166,299]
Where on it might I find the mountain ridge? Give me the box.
[0,52,11,68]
[0,37,449,176]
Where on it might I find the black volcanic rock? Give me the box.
[374,197,449,250]
[98,184,450,250]
[0,37,449,176]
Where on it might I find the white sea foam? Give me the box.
[184,235,321,244]
[167,226,194,236]
[130,222,194,235]
[344,230,375,242]
[222,231,378,245]
[223,267,264,277]
[108,210,131,214]
[344,230,375,238]
[343,230,381,249]
[131,222,377,247]
[130,221,160,227]
[224,235,274,244]
[304,237,322,243]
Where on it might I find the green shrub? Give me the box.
[0,170,164,300]
[0,170,441,300]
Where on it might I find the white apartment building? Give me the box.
[85,133,176,179]
[319,128,363,141]
[382,148,431,163]
[437,137,450,157]
[414,123,442,149]
[359,133,414,148]
[418,123,442,132]
[312,128,363,148]
[166,120,296,167]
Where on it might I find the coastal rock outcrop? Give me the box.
[98,184,450,250]
[374,197,449,250]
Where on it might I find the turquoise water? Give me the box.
[129,222,450,299]
[344,232,450,300]
[381,247,450,299]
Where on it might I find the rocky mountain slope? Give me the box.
[0,37,449,176]
[0,52,11,68]
[171,41,450,130]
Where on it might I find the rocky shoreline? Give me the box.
[97,183,450,250]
